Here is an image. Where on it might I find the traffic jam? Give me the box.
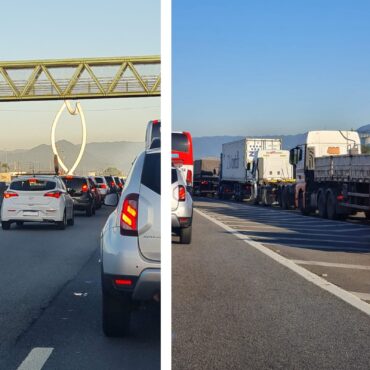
[0,119,161,348]
[172,130,370,292]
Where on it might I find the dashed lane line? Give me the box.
[17,348,54,370]
[291,260,370,271]
[195,208,370,316]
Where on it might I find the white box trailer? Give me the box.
[221,138,282,182]
[219,138,282,200]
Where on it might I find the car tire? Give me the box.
[57,211,67,230]
[92,205,96,215]
[1,221,11,230]
[86,204,93,217]
[16,221,24,228]
[67,209,74,226]
[102,290,132,337]
[179,226,192,244]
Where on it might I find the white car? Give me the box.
[94,176,109,198]
[1,175,74,230]
[171,166,193,244]
[101,146,160,336]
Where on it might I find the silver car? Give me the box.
[101,147,160,336]
[172,166,193,244]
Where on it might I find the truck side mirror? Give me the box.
[289,148,297,165]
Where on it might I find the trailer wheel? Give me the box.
[317,190,328,218]
[326,191,338,220]
[281,188,288,209]
[298,191,310,215]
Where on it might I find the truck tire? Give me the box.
[281,188,289,209]
[326,191,338,220]
[298,191,311,215]
[317,190,327,218]
[179,226,192,244]
[102,290,132,337]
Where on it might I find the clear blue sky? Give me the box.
[173,0,370,137]
[0,0,160,149]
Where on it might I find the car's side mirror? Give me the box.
[104,193,119,207]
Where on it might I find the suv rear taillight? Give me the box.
[44,191,62,199]
[4,191,18,199]
[81,184,88,192]
[178,185,186,201]
[120,193,139,236]
[100,184,107,189]
[186,169,192,185]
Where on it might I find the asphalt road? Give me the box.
[172,204,370,369]
[0,207,160,370]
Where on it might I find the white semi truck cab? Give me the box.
[281,130,369,219]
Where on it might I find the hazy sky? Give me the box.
[0,0,160,150]
[173,0,370,137]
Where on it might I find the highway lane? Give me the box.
[196,198,370,301]
[0,207,160,370]
[172,205,370,369]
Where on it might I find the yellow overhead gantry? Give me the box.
[0,56,160,101]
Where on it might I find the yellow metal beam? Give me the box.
[0,56,160,101]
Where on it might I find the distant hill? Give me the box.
[193,133,306,159]
[192,126,370,159]
[0,140,144,175]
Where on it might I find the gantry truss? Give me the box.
[0,56,160,101]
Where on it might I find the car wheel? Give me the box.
[67,209,74,226]
[1,221,11,230]
[57,211,67,230]
[102,290,132,337]
[86,204,93,217]
[92,205,96,215]
[16,221,24,228]
[179,226,192,244]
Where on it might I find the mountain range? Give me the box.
[0,140,144,175]
[192,125,370,159]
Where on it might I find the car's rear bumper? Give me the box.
[132,268,160,300]
[72,199,91,210]
[1,208,64,222]
[102,268,160,301]
[171,213,192,228]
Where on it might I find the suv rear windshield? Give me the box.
[172,133,188,152]
[141,152,160,194]
[10,179,56,191]
[61,177,87,191]
[171,168,177,184]
[95,177,104,183]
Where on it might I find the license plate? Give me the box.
[23,210,39,217]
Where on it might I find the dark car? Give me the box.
[61,176,96,217]
[88,177,102,209]
[104,176,119,193]
[114,176,123,193]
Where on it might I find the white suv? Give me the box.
[100,147,160,336]
[1,175,74,230]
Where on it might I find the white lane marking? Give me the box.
[195,208,370,316]
[17,348,54,370]
[262,242,369,253]
[292,260,370,271]
[350,292,370,301]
